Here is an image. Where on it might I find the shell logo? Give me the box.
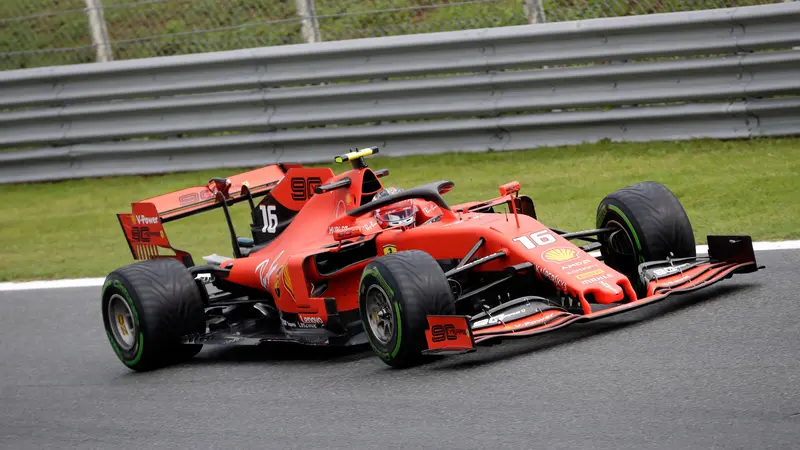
[542,247,579,263]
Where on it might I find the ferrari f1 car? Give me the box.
[101,147,762,371]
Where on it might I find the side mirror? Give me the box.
[499,181,521,196]
[437,180,455,196]
[334,226,364,241]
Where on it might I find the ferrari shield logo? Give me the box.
[383,245,397,255]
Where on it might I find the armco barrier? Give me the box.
[1,3,799,183]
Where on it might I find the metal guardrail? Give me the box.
[1,3,799,184]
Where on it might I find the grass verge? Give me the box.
[1,137,798,282]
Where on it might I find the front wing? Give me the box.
[422,235,763,355]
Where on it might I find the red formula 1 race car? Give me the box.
[101,147,763,371]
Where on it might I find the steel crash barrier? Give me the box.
[0,3,799,183]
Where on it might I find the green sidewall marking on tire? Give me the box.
[103,278,145,366]
[360,266,402,361]
[608,205,644,263]
[389,302,403,359]
[361,266,395,298]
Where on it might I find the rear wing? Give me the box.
[116,163,296,264]
[132,164,294,223]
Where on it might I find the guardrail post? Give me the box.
[84,0,114,62]
[523,0,546,24]
[296,0,322,43]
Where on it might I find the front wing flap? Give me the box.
[424,235,763,352]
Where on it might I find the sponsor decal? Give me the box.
[562,259,592,271]
[255,250,284,290]
[362,220,379,232]
[426,316,472,349]
[130,226,151,243]
[133,215,158,225]
[345,193,354,205]
[542,247,579,263]
[329,225,350,235]
[178,190,215,205]
[179,193,197,205]
[301,316,323,324]
[423,204,439,215]
[281,318,322,329]
[290,176,322,201]
[430,323,469,342]
[579,273,614,285]
[576,269,605,280]
[473,307,528,328]
[512,311,559,330]
[565,263,599,275]
[383,244,397,255]
[536,265,568,291]
[255,260,271,290]
[649,263,693,278]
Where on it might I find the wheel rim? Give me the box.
[365,285,395,345]
[107,293,137,350]
[605,219,636,258]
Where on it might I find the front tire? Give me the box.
[596,181,696,295]
[358,250,455,368]
[101,258,206,372]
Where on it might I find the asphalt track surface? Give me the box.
[1,250,799,450]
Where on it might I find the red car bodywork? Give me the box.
[116,152,761,354]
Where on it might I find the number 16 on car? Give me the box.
[512,230,557,249]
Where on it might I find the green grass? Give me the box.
[1,0,779,70]
[1,137,798,282]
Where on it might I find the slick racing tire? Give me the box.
[101,258,206,372]
[596,181,696,296]
[358,250,455,369]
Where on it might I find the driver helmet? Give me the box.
[372,186,418,229]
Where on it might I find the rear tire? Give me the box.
[101,258,206,372]
[596,181,696,295]
[358,250,455,368]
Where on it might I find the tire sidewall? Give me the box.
[358,262,406,363]
[597,201,647,263]
[101,259,206,371]
[597,182,696,295]
[101,275,147,367]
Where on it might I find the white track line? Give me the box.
[0,278,107,292]
[1,241,799,292]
